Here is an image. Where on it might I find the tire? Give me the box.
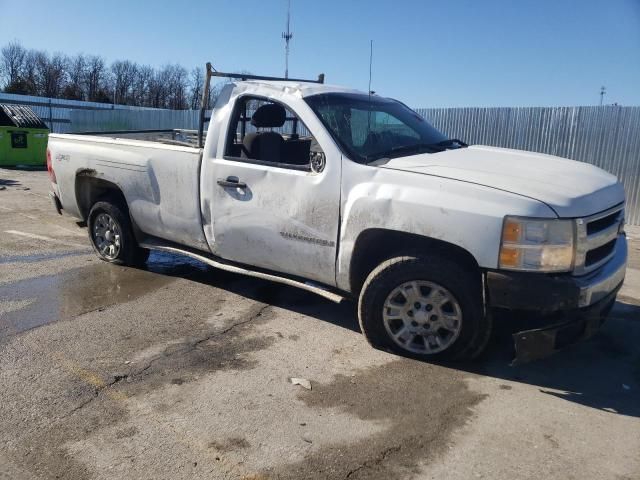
[87,200,150,266]
[358,255,491,361]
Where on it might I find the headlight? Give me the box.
[499,217,575,272]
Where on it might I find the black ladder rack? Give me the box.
[211,71,324,84]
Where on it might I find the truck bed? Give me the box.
[73,129,202,148]
[48,130,208,251]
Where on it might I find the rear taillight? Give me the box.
[46,148,56,184]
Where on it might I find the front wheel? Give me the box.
[358,255,491,361]
[88,200,149,266]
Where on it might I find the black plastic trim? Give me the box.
[222,155,311,172]
[486,270,581,313]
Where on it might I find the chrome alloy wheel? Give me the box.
[382,280,463,354]
[93,213,122,260]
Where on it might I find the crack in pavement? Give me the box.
[344,445,402,479]
[135,302,271,374]
[59,372,129,419]
[56,303,271,420]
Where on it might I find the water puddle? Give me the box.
[145,250,211,277]
[0,250,211,339]
[0,250,91,264]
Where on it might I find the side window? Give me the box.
[225,96,325,171]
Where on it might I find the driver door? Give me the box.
[202,95,341,287]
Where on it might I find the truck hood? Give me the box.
[379,145,625,218]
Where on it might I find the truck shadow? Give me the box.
[463,299,640,418]
[0,178,21,187]
[144,250,360,332]
[143,251,640,419]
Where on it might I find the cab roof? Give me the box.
[235,80,366,98]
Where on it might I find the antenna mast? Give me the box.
[599,86,606,106]
[282,0,293,79]
[368,40,373,94]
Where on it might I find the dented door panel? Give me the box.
[200,86,342,286]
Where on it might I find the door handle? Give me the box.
[217,177,247,189]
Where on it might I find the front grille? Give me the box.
[574,204,624,275]
[586,210,620,236]
[585,239,617,267]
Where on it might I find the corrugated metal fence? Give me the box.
[69,109,207,132]
[0,92,159,133]
[416,106,640,225]
[68,106,308,136]
[14,98,640,225]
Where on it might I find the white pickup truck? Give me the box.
[47,66,627,363]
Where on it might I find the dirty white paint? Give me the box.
[48,80,627,295]
[379,145,623,218]
[200,82,343,285]
[48,135,208,251]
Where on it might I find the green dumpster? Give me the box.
[0,104,49,167]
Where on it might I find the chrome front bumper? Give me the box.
[576,235,627,307]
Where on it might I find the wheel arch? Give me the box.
[349,228,481,295]
[75,171,128,221]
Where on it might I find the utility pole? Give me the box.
[282,0,293,79]
[599,86,606,106]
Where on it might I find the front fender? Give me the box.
[336,160,556,291]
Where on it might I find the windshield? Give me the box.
[305,93,465,163]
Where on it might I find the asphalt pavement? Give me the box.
[1,168,639,480]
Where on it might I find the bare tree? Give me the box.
[19,51,39,95]
[0,41,26,88]
[132,64,153,106]
[32,51,67,98]
[150,64,189,109]
[112,60,138,105]
[0,41,245,109]
[147,69,166,108]
[189,67,204,110]
[63,54,87,100]
[165,64,189,109]
[85,55,109,102]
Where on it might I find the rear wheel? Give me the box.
[88,200,149,266]
[358,255,491,361]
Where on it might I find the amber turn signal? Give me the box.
[502,219,521,243]
[499,246,520,267]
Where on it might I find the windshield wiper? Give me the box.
[365,139,468,163]
[365,143,439,163]
[430,138,468,148]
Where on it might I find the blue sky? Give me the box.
[0,0,638,107]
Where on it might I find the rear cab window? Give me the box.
[224,96,325,171]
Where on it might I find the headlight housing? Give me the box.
[499,217,575,272]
